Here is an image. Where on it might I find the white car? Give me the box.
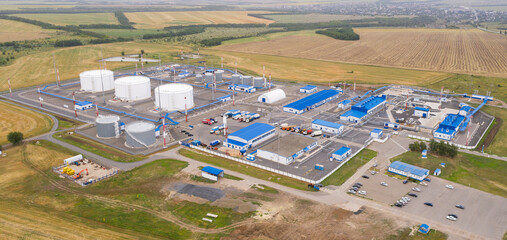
[420,182,428,186]
[370,171,377,175]
[412,187,421,192]
[380,182,388,187]
[446,215,457,221]
[348,189,357,194]
[358,191,367,195]
[445,184,455,189]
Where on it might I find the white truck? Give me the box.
[311,130,323,137]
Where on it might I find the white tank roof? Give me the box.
[126,121,155,133]
[80,69,113,77]
[96,115,120,124]
[115,76,150,85]
[157,83,193,93]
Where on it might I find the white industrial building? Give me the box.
[80,69,115,92]
[114,76,152,101]
[370,128,383,138]
[300,85,317,94]
[257,134,318,165]
[413,107,430,118]
[224,123,276,151]
[257,89,286,104]
[332,147,351,161]
[154,83,194,111]
[312,119,344,134]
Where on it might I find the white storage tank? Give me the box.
[215,70,224,82]
[96,115,121,138]
[125,121,156,148]
[195,74,203,83]
[253,77,264,88]
[204,72,213,83]
[80,70,114,92]
[242,76,252,86]
[231,74,241,84]
[114,76,151,101]
[155,83,195,111]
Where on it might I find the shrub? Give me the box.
[7,131,23,145]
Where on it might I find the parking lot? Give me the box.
[349,169,415,204]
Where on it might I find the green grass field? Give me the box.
[0,101,53,145]
[179,148,311,191]
[476,106,507,157]
[53,132,145,162]
[386,227,447,240]
[88,29,163,39]
[11,13,119,26]
[391,151,507,198]
[321,149,378,186]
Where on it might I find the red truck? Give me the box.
[202,118,216,125]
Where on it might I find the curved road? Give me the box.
[3,100,501,239]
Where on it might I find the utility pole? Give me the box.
[72,91,77,118]
[38,87,42,107]
[53,54,59,87]
[8,78,12,97]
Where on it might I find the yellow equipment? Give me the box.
[67,169,75,175]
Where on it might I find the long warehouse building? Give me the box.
[283,89,341,114]
[340,95,387,123]
[224,123,276,151]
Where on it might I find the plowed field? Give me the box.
[216,28,507,77]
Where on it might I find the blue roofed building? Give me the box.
[388,161,430,181]
[433,113,465,140]
[311,119,345,134]
[283,89,341,114]
[300,85,317,94]
[224,123,276,150]
[228,84,256,93]
[413,106,430,118]
[201,166,224,181]
[338,99,352,110]
[340,95,387,123]
[419,224,430,234]
[370,128,383,138]
[458,105,473,116]
[332,146,352,161]
[75,101,93,111]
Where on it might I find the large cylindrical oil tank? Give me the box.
[125,121,156,148]
[96,115,121,138]
[114,76,151,101]
[231,74,241,84]
[155,83,195,111]
[80,70,114,92]
[253,77,264,88]
[204,72,213,83]
[195,74,203,83]
[242,76,252,86]
[215,70,224,82]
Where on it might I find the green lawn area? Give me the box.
[12,13,119,26]
[476,106,507,157]
[56,116,82,130]
[386,227,447,240]
[53,132,145,162]
[179,148,311,191]
[321,149,378,186]
[391,151,507,198]
[88,29,163,39]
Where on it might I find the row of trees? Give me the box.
[199,29,285,47]
[409,140,458,158]
[142,26,206,39]
[316,27,360,40]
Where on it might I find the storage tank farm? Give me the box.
[96,115,121,138]
[155,83,195,111]
[231,74,241,84]
[125,121,156,148]
[79,69,114,92]
[215,70,224,82]
[253,77,264,88]
[195,74,203,83]
[204,72,213,83]
[242,76,253,85]
[114,76,151,101]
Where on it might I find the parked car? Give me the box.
[362,175,370,179]
[181,130,187,133]
[380,182,388,187]
[446,215,457,221]
[424,202,433,207]
[370,171,377,175]
[358,191,367,195]
[354,182,363,187]
[408,193,418,197]
[420,182,428,186]
[187,134,193,137]
[448,214,458,219]
[445,184,455,189]
[348,189,356,194]
[412,187,421,192]
[424,178,431,182]
[455,205,465,209]
[403,180,409,184]
[395,203,403,208]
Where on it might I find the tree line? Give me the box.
[316,27,359,40]
[199,29,285,47]
[409,140,458,158]
[142,26,206,39]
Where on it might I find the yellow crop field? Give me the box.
[11,13,119,26]
[0,19,56,42]
[215,28,507,77]
[0,41,187,91]
[204,49,451,85]
[124,11,274,29]
[0,101,53,145]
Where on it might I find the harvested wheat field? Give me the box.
[0,19,56,42]
[0,101,53,145]
[125,11,274,29]
[216,28,507,77]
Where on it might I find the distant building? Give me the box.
[257,89,286,104]
[340,95,387,123]
[338,99,352,110]
[201,166,224,181]
[224,123,275,150]
[75,101,93,111]
[228,84,256,93]
[433,114,465,140]
[283,89,341,114]
[388,161,429,181]
[413,107,430,118]
[311,119,344,134]
[332,146,352,161]
[257,134,318,165]
[370,128,383,138]
[300,85,317,94]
